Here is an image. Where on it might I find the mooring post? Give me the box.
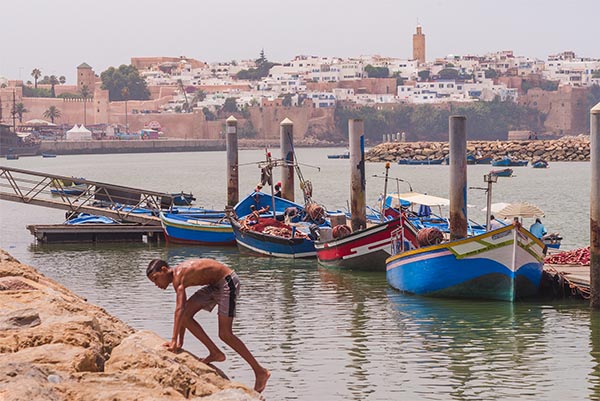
[226,116,239,208]
[591,102,600,309]
[349,118,366,232]
[449,115,468,240]
[280,118,294,202]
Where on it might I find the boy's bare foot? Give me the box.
[202,352,226,364]
[254,368,271,393]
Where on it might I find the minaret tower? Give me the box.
[413,24,426,64]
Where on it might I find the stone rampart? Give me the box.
[366,135,591,163]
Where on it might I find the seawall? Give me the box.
[366,135,591,163]
[0,250,259,401]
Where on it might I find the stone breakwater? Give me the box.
[0,250,259,401]
[365,135,591,163]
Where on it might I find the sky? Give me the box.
[2,0,598,84]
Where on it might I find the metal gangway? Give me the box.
[0,166,179,225]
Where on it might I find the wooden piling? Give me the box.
[349,119,366,232]
[449,115,468,240]
[591,102,600,308]
[226,116,239,207]
[280,118,294,202]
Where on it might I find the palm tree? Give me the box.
[31,68,42,88]
[12,103,28,123]
[80,85,90,126]
[121,87,129,133]
[49,75,59,97]
[43,106,61,123]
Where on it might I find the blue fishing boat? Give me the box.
[229,191,326,258]
[160,212,235,246]
[50,183,88,196]
[386,224,547,301]
[5,154,19,160]
[171,191,196,206]
[532,160,549,169]
[327,151,349,159]
[491,157,528,167]
[490,168,513,178]
[398,158,444,165]
[42,152,57,158]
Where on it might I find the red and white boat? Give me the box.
[315,212,419,271]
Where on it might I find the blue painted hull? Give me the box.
[398,158,444,165]
[160,212,235,246]
[492,159,529,167]
[386,225,546,301]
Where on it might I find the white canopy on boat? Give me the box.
[389,192,450,207]
[496,202,545,219]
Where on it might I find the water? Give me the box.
[1,149,599,401]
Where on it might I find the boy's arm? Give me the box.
[167,280,187,352]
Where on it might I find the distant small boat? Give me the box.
[466,154,492,164]
[490,168,513,177]
[327,151,350,159]
[42,153,57,158]
[5,154,19,160]
[50,183,88,196]
[398,158,444,165]
[492,158,528,167]
[532,160,549,169]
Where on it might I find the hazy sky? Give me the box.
[2,0,598,84]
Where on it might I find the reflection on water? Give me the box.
[0,151,596,401]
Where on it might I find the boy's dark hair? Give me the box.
[147,259,169,277]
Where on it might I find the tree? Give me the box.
[191,89,206,105]
[80,85,91,125]
[438,68,459,80]
[12,103,28,123]
[364,65,390,78]
[100,64,150,101]
[31,68,41,88]
[202,107,217,121]
[236,50,277,81]
[59,76,66,84]
[418,70,431,81]
[49,75,59,97]
[485,69,498,79]
[281,94,293,107]
[43,106,61,123]
[221,97,238,113]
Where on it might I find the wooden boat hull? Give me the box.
[398,158,444,165]
[230,218,316,258]
[160,212,235,246]
[386,225,546,301]
[532,161,549,168]
[315,216,418,271]
[490,168,513,177]
[492,159,528,167]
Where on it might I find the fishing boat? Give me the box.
[466,154,492,164]
[386,224,546,301]
[50,183,88,196]
[229,191,325,258]
[532,160,549,169]
[398,157,444,165]
[42,152,57,158]
[315,212,419,270]
[160,212,235,246]
[327,151,349,159]
[491,157,528,167]
[490,168,513,177]
[171,191,196,206]
[5,154,19,160]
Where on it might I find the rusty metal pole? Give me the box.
[226,116,239,208]
[280,118,294,202]
[449,115,468,240]
[349,118,366,232]
[591,102,600,309]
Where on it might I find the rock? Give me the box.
[0,250,261,401]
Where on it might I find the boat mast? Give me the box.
[381,162,390,222]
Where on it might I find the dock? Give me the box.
[542,264,590,299]
[27,224,164,243]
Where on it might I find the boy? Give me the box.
[146,258,270,393]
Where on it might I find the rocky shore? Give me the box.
[365,135,591,163]
[0,250,260,401]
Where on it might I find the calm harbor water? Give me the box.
[1,148,598,401]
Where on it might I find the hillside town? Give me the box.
[1,25,599,145]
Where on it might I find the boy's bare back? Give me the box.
[172,259,232,289]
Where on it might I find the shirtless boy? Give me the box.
[146,258,270,393]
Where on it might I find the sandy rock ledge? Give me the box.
[0,250,260,401]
